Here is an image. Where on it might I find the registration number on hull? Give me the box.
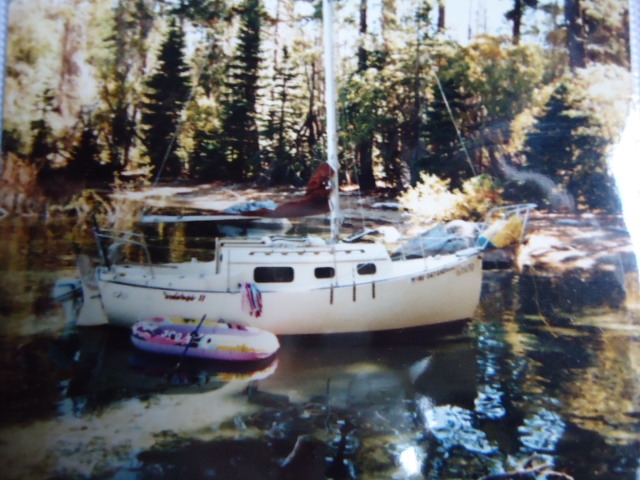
[411,259,476,283]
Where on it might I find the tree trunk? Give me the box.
[357,0,368,71]
[356,0,376,191]
[565,0,586,69]
[511,0,523,45]
[437,1,445,33]
[357,140,376,191]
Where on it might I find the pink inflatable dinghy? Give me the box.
[131,317,279,362]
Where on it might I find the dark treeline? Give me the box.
[1,0,632,212]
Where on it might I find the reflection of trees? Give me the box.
[560,332,639,442]
[168,222,189,264]
[516,315,639,443]
[346,308,618,477]
[481,308,640,477]
[0,335,70,424]
[521,322,601,397]
[140,222,187,263]
[0,218,94,332]
[471,319,525,453]
[456,310,593,474]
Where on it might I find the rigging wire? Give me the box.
[348,148,369,233]
[152,81,199,188]
[336,86,370,236]
[431,69,477,178]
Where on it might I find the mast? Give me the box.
[323,0,340,243]
[631,0,640,103]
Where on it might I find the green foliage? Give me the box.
[140,16,192,180]
[189,127,228,181]
[340,52,418,190]
[469,41,545,122]
[341,69,390,183]
[416,40,546,191]
[455,175,503,220]
[399,173,500,224]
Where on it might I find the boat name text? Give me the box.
[163,292,206,302]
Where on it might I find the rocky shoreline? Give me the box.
[487,213,638,314]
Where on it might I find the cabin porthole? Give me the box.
[357,263,377,275]
[315,267,335,279]
[254,266,294,283]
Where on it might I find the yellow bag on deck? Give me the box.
[480,215,524,249]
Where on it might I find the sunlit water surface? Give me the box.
[0,216,638,479]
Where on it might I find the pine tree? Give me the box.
[220,0,264,182]
[140,16,192,180]
[523,82,617,211]
[523,83,582,182]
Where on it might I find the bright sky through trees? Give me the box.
[446,0,512,43]
[263,0,513,45]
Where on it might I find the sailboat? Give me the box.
[82,0,485,335]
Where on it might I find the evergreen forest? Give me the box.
[1,0,634,214]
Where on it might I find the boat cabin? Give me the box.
[213,236,392,291]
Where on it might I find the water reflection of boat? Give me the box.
[131,317,280,361]
[129,348,278,385]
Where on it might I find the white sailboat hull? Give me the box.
[95,239,482,335]
[87,0,488,337]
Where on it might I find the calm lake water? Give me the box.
[0,215,638,479]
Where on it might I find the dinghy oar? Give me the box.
[174,314,207,372]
